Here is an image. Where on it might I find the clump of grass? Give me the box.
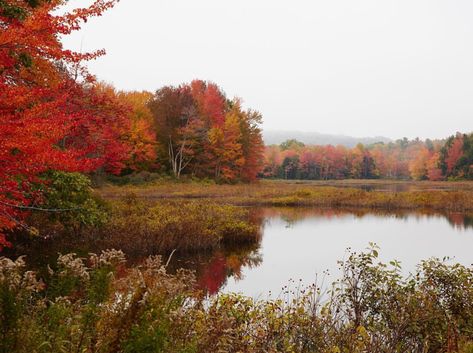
[96,195,260,255]
[2,247,473,353]
[267,187,473,211]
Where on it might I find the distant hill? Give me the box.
[263,130,392,148]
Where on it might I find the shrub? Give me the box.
[1,248,473,353]
[36,171,108,231]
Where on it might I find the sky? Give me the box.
[61,0,473,140]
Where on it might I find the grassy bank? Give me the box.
[10,198,261,264]
[2,247,473,353]
[98,180,473,212]
[99,198,260,255]
[9,179,473,267]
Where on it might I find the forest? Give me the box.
[263,134,473,181]
[0,0,265,248]
[2,1,473,353]
[3,0,473,247]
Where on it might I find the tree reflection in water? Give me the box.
[5,206,472,295]
[167,242,263,295]
[167,207,473,295]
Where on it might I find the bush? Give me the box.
[1,248,473,353]
[36,171,108,231]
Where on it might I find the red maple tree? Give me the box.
[0,0,122,248]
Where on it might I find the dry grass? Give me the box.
[2,248,473,353]
[97,180,473,212]
[10,198,262,264]
[96,198,261,255]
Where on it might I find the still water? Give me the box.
[172,208,473,298]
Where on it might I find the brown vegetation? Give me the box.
[9,198,261,265]
[99,198,260,255]
[98,180,473,211]
[2,247,473,353]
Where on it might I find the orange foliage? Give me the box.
[445,137,464,175]
[262,136,467,182]
[149,81,264,182]
[116,90,157,171]
[409,147,432,180]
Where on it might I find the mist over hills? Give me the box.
[263,130,392,148]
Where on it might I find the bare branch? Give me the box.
[0,201,82,212]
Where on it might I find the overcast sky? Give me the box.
[62,0,473,140]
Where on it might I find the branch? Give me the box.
[0,209,37,234]
[0,201,82,212]
[165,249,177,268]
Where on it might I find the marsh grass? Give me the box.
[98,197,260,255]
[10,197,261,264]
[97,180,473,212]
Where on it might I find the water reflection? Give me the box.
[447,212,473,229]
[6,207,473,297]
[167,243,263,295]
[288,180,473,193]
[258,207,473,231]
[168,207,473,297]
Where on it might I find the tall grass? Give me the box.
[265,187,473,211]
[97,181,473,211]
[2,247,473,353]
[98,196,260,255]
[11,196,261,263]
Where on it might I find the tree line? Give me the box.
[262,133,473,181]
[1,0,472,249]
[92,81,265,182]
[0,0,264,248]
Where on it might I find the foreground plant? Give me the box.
[1,247,473,353]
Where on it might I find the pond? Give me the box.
[170,208,473,298]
